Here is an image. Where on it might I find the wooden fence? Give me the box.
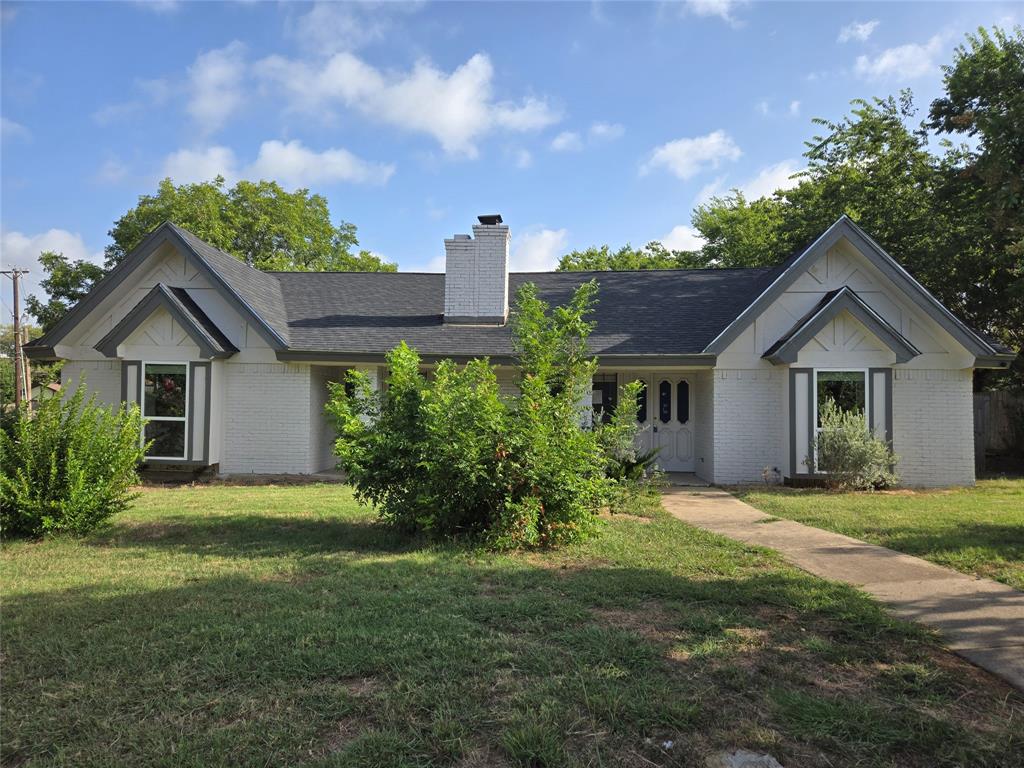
[973,390,1024,473]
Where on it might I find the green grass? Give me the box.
[3,484,1022,767]
[734,479,1024,590]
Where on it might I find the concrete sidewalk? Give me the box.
[661,488,1024,692]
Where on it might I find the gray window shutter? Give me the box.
[868,368,893,445]
[121,361,141,409]
[789,368,814,476]
[188,362,211,463]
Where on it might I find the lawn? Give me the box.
[734,479,1024,591]
[3,484,1022,768]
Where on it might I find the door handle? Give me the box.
[653,425,658,433]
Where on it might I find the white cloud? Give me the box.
[789,100,801,116]
[660,225,705,252]
[511,228,569,272]
[1,117,29,141]
[93,78,172,126]
[187,41,247,135]
[756,100,770,116]
[133,0,180,13]
[161,146,239,185]
[255,51,559,157]
[0,229,103,305]
[160,141,394,188]
[855,35,945,80]
[589,121,624,141]
[640,130,741,180]
[95,157,130,185]
[740,159,801,199]
[684,0,745,25]
[286,1,409,55]
[838,20,879,43]
[550,130,583,152]
[248,140,394,187]
[514,149,533,169]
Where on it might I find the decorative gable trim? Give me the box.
[762,286,920,365]
[704,215,998,359]
[24,222,285,360]
[94,283,238,360]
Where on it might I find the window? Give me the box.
[636,382,648,423]
[677,380,690,424]
[815,370,866,426]
[658,380,672,423]
[143,363,188,459]
[591,373,618,424]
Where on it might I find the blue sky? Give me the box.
[1,0,1021,313]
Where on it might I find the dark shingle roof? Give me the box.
[269,267,778,358]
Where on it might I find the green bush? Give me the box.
[812,398,900,490]
[327,280,652,548]
[1,382,146,537]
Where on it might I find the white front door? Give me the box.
[649,373,695,472]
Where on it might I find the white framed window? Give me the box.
[142,362,189,460]
[812,368,868,471]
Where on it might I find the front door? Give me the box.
[649,373,694,472]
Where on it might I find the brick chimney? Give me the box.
[444,214,510,325]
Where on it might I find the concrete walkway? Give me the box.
[661,488,1024,692]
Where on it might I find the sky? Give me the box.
[1,0,1021,316]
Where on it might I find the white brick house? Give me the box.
[26,215,1015,486]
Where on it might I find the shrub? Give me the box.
[812,398,899,490]
[1,382,145,537]
[327,280,646,548]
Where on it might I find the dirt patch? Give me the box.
[316,716,366,756]
[455,746,513,768]
[592,603,678,642]
[598,510,654,524]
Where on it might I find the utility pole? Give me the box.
[2,268,30,409]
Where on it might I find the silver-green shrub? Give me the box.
[812,398,900,490]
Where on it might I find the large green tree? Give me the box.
[557,242,705,271]
[29,177,395,332]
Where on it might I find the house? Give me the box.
[25,214,1015,486]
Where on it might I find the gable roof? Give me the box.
[272,267,778,363]
[24,222,287,359]
[94,283,238,360]
[703,215,1001,358]
[762,286,920,365]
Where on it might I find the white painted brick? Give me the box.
[711,369,785,484]
[892,369,974,487]
[220,362,313,474]
[444,223,510,321]
[61,360,120,406]
[692,369,715,482]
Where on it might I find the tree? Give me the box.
[691,192,789,268]
[928,26,1024,357]
[29,176,395,332]
[25,252,105,333]
[105,177,396,272]
[558,241,706,271]
[1,323,59,406]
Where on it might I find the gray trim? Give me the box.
[23,344,57,360]
[142,458,210,467]
[763,287,920,365]
[443,315,507,325]
[121,361,134,403]
[25,222,285,356]
[95,283,238,360]
[974,354,1017,369]
[807,369,815,473]
[705,216,995,357]
[203,362,211,464]
[187,361,212,464]
[276,349,717,367]
[788,368,813,477]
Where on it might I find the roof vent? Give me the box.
[477,214,503,225]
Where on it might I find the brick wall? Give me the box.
[892,369,974,487]
[61,361,121,405]
[443,223,510,321]
[220,362,312,474]
[711,369,785,484]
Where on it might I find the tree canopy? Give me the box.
[29,176,395,332]
[557,242,705,271]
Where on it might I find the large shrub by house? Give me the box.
[327,281,645,547]
[1,383,145,537]
[812,398,900,490]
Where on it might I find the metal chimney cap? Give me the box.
[477,214,503,225]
